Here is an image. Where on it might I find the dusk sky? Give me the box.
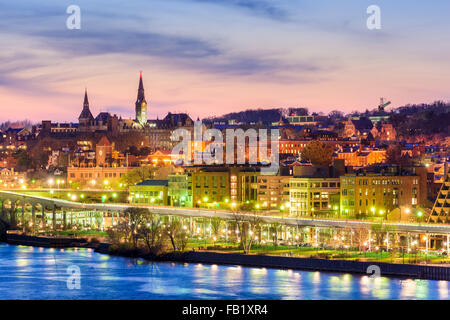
[0,0,449,122]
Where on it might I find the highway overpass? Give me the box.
[1,190,450,235]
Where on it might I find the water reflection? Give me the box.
[0,244,447,300]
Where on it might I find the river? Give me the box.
[0,243,448,300]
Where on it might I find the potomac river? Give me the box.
[0,243,448,300]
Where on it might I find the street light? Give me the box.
[417,211,424,224]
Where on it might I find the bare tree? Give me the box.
[120,207,148,249]
[210,217,222,239]
[166,218,189,252]
[139,212,165,254]
[233,212,262,254]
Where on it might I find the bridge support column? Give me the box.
[52,205,56,231]
[350,229,353,248]
[407,232,410,252]
[209,218,212,238]
[447,235,449,255]
[333,229,337,250]
[21,204,25,227]
[41,206,46,230]
[10,204,17,228]
[386,232,389,251]
[225,221,228,242]
[0,201,4,220]
[315,228,318,247]
[63,211,67,230]
[31,205,36,234]
[368,230,372,251]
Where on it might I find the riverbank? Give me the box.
[95,243,450,281]
[4,234,450,281]
[5,233,97,249]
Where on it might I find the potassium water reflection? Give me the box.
[0,244,448,300]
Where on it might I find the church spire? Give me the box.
[83,88,89,109]
[135,71,148,126]
[79,88,94,125]
[136,71,146,103]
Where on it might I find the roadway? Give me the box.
[1,190,449,234]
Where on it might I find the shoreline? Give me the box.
[3,233,450,281]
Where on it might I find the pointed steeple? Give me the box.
[79,88,94,122]
[135,71,148,125]
[136,71,146,103]
[83,88,89,109]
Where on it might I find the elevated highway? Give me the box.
[1,190,449,235]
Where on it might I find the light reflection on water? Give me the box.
[0,243,448,300]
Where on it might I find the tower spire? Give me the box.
[79,88,94,126]
[135,72,147,125]
[137,71,145,101]
[83,88,89,109]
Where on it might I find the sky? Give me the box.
[0,0,449,122]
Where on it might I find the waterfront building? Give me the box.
[340,171,427,219]
[192,169,230,205]
[169,166,262,207]
[129,180,169,205]
[256,175,290,210]
[168,174,192,207]
[289,177,340,217]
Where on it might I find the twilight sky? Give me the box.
[0,0,449,122]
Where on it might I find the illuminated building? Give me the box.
[129,180,169,205]
[289,177,340,217]
[340,171,427,219]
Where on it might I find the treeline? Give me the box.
[106,208,269,256]
[0,120,34,131]
[206,107,309,124]
[390,101,450,137]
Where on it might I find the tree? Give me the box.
[117,207,148,249]
[139,213,165,254]
[233,212,262,254]
[113,132,148,153]
[329,110,344,120]
[166,218,188,252]
[210,217,222,239]
[385,144,413,166]
[13,150,34,171]
[121,166,155,186]
[301,141,334,166]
